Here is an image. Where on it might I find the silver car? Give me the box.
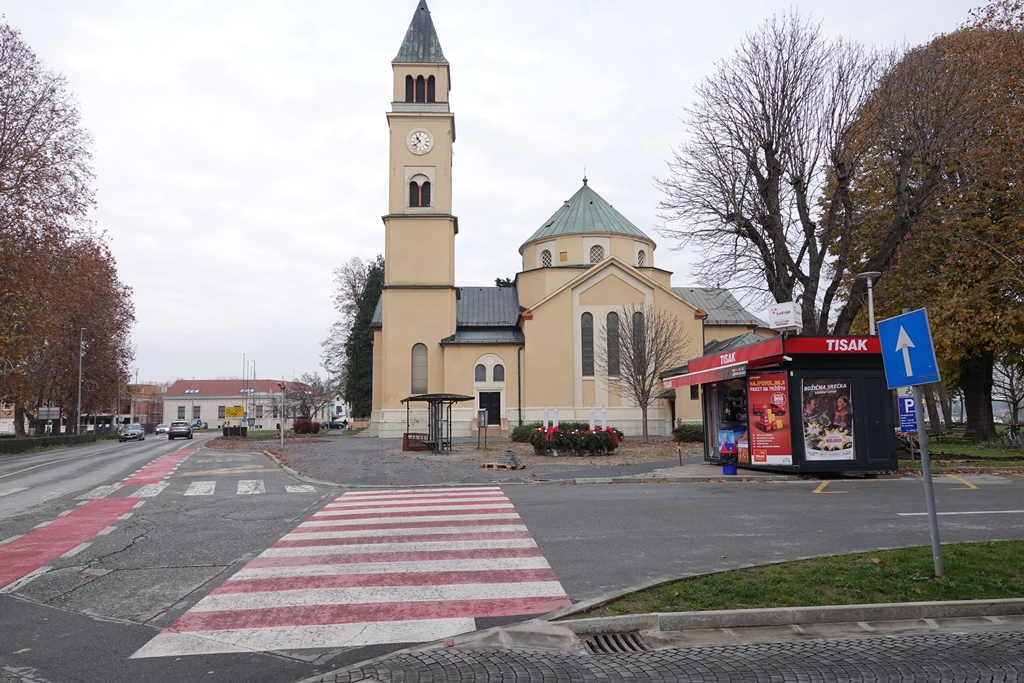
[167,421,193,440]
[119,424,145,442]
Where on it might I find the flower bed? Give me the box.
[529,425,624,456]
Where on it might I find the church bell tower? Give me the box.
[375,0,457,423]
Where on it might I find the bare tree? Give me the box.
[285,372,339,421]
[993,358,1024,427]
[657,13,982,334]
[320,257,371,380]
[596,304,692,441]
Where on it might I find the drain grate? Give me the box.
[581,632,650,654]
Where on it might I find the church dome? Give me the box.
[520,179,652,251]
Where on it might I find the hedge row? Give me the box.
[0,432,103,455]
[673,423,705,442]
[528,426,623,456]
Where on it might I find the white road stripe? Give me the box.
[96,526,117,536]
[185,482,216,496]
[76,484,123,500]
[288,523,528,537]
[304,512,520,526]
[231,556,553,580]
[898,509,1024,516]
[0,487,29,498]
[192,581,567,613]
[237,480,265,495]
[131,618,478,658]
[60,542,92,558]
[285,485,316,493]
[340,487,501,497]
[0,534,24,546]
[314,502,514,516]
[135,483,169,497]
[325,495,507,508]
[259,538,537,557]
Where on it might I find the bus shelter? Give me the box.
[400,393,473,454]
[663,335,897,473]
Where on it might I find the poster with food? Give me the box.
[746,372,792,466]
[801,378,855,460]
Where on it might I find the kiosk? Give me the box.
[663,335,897,473]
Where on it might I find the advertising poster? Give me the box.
[801,378,855,460]
[746,372,793,466]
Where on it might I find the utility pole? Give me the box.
[76,328,85,435]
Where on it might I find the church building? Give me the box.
[370,1,768,438]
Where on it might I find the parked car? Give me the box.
[168,421,193,440]
[119,424,145,442]
[155,423,169,434]
[328,419,348,429]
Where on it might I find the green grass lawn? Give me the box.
[902,434,1024,468]
[564,540,1024,619]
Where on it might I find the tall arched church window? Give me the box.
[427,75,436,102]
[637,250,646,267]
[541,250,552,268]
[589,245,605,264]
[607,312,620,377]
[409,180,431,208]
[415,75,426,103]
[632,311,646,368]
[405,75,414,103]
[411,343,428,393]
[493,364,505,382]
[474,364,486,382]
[581,312,594,377]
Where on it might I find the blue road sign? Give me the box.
[898,396,918,433]
[877,309,942,389]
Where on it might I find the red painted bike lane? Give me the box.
[0,497,141,589]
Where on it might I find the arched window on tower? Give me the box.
[493,364,504,382]
[541,250,552,268]
[474,364,486,382]
[415,75,426,103]
[411,344,428,394]
[589,245,605,264]
[427,75,436,102]
[637,249,646,267]
[581,312,594,377]
[405,75,414,103]
[606,312,620,377]
[409,179,431,208]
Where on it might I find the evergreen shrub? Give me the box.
[673,423,704,442]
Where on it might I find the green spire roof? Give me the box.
[522,179,652,246]
[394,0,447,63]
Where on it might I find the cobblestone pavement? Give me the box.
[318,632,1024,682]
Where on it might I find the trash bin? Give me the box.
[720,440,739,475]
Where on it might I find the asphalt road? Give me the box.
[0,439,1022,683]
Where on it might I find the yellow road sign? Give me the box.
[225,406,244,418]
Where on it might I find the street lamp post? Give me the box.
[857,271,882,335]
[76,328,85,435]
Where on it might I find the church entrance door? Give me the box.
[479,392,501,426]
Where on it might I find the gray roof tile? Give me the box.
[672,287,768,327]
[456,287,520,326]
[394,0,447,63]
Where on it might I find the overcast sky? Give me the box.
[4,0,978,384]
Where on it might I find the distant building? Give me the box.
[163,379,312,429]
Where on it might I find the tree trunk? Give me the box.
[959,348,997,441]
[922,384,942,433]
[936,382,953,430]
[640,405,649,442]
[14,404,26,437]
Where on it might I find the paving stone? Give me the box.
[322,632,1024,682]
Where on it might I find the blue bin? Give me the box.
[722,464,738,475]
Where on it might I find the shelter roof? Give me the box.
[400,393,473,404]
[521,180,651,248]
[394,0,447,63]
[672,287,768,327]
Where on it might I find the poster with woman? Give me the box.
[801,378,855,460]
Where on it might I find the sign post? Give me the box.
[878,308,943,577]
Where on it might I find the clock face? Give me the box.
[408,130,432,154]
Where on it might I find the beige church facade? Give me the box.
[370,2,769,438]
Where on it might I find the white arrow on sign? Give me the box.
[896,326,916,377]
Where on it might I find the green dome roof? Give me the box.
[521,180,651,248]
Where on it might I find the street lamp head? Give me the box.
[856,271,882,281]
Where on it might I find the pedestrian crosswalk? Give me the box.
[80,480,317,499]
[132,487,572,658]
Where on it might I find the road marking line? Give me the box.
[77,484,123,500]
[121,450,196,485]
[285,485,316,494]
[0,487,29,498]
[60,542,92,558]
[185,467,278,477]
[185,482,216,496]
[306,512,521,525]
[0,535,24,546]
[811,481,848,494]
[32,521,52,530]
[237,480,265,495]
[135,483,170,497]
[231,556,555,580]
[97,526,117,536]
[57,509,74,517]
[947,475,979,490]
[339,487,502,497]
[260,538,538,557]
[898,509,1024,516]
[0,565,52,593]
